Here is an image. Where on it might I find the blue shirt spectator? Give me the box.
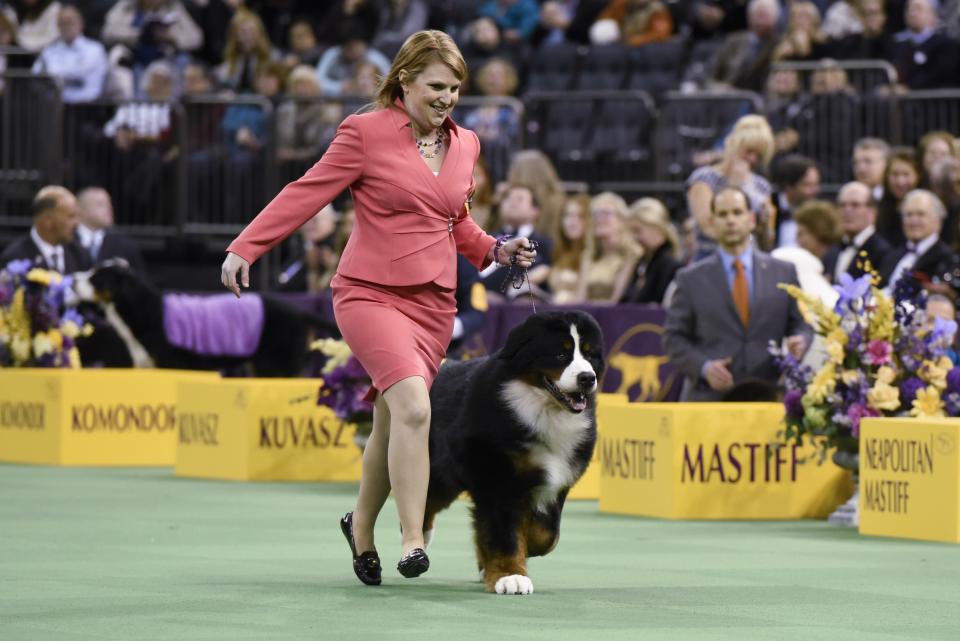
[478,0,541,42]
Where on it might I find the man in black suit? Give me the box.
[0,185,91,273]
[823,181,892,285]
[887,0,959,90]
[771,155,821,248]
[76,187,146,273]
[883,189,956,293]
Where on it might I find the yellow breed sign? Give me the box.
[598,403,852,519]
[0,369,217,466]
[859,417,960,543]
[175,378,362,481]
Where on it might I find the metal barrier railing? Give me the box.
[770,60,898,95]
[653,90,763,181]
[0,72,62,223]
[891,90,960,147]
[523,90,656,183]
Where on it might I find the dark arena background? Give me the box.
[2,1,960,640]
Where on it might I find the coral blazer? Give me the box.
[227,100,496,290]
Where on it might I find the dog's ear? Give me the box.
[498,318,539,365]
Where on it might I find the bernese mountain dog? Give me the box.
[425,310,604,595]
[71,262,337,376]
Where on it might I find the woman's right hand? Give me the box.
[221,252,250,297]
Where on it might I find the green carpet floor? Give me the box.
[1,465,958,641]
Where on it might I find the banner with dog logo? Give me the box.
[859,417,960,543]
[0,369,218,466]
[175,378,362,481]
[598,403,853,519]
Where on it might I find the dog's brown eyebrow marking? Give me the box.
[562,340,573,350]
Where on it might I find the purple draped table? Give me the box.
[278,295,682,403]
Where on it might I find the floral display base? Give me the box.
[827,487,860,527]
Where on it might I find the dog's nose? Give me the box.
[577,372,596,390]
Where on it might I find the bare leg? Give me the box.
[351,393,391,553]
[383,376,431,556]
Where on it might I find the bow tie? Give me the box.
[840,238,855,250]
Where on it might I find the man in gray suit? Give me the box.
[666,187,811,401]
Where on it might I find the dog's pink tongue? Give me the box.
[572,396,587,412]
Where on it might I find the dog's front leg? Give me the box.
[472,502,533,595]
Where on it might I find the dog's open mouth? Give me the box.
[542,375,587,413]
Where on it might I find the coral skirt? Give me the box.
[330,273,456,400]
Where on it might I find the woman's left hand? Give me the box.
[499,237,537,268]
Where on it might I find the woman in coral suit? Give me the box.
[221,30,535,586]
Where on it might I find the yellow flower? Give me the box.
[826,340,845,365]
[867,383,900,412]
[47,329,63,351]
[779,283,840,333]
[60,320,80,339]
[11,335,30,363]
[875,366,896,385]
[68,347,81,368]
[911,387,945,418]
[26,268,62,287]
[827,328,848,347]
[841,370,861,386]
[919,358,949,390]
[33,332,54,357]
[867,288,894,341]
[805,364,836,404]
[311,338,353,374]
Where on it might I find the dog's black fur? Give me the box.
[77,264,338,376]
[425,310,605,594]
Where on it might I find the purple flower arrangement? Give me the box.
[312,338,373,425]
[0,260,90,368]
[771,273,960,459]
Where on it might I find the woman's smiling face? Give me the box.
[401,62,461,136]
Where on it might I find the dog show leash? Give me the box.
[495,235,540,314]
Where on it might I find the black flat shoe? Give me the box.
[397,548,429,578]
[340,512,381,586]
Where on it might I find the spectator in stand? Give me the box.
[619,197,681,305]
[917,131,960,188]
[31,4,107,103]
[852,137,890,202]
[928,157,960,246]
[467,155,496,231]
[532,0,607,46]
[342,59,381,99]
[0,185,90,273]
[772,0,825,61]
[276,65,340,163]
[480,183,553,300]
[478,0,540,44]
[580,191,641,302]
[708,0,782,93]
[503,149,566,240]
[75,186,145,273]
[1,0,60,52]
[690,0,749,40]
[888,0,958,91]
[548,193,593,304]
[823,0,893,59]
[372,0,429,58]
[463,58,519,177]
[459,16,516,71]
[822,0,864,39]
[315,0,379,47]
[215,9,279,94]
[686,114,776,260]
[101,0,202,54]
[770,155,821,248]
[596,0,674,47]
[315,29,391,97]
[883,189,956,294]
[282,19,323,68]
[823,180,892,284]
[0,12,15,91]
[793,199,842,264]
[876,149,921,246]
[276,205,340,293]
[926,294,959,363]
[764,68,804,157]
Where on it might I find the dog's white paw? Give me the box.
[424,528,434,549]
[494,575,534,595]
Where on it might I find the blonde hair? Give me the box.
[376,30,468,109]
[476,58,518,96]
[723,114,775,168]
[223,9,273,76]
[626,197,680,257]
[589,191,632,259]
[286,64,320,94]
[553,193,595,271]
[507,150,566,238]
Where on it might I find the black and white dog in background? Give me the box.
[425,310,605,595]
[71,262,337,376]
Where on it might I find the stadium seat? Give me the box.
[575,44,630,91]
[524,43,581,92]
